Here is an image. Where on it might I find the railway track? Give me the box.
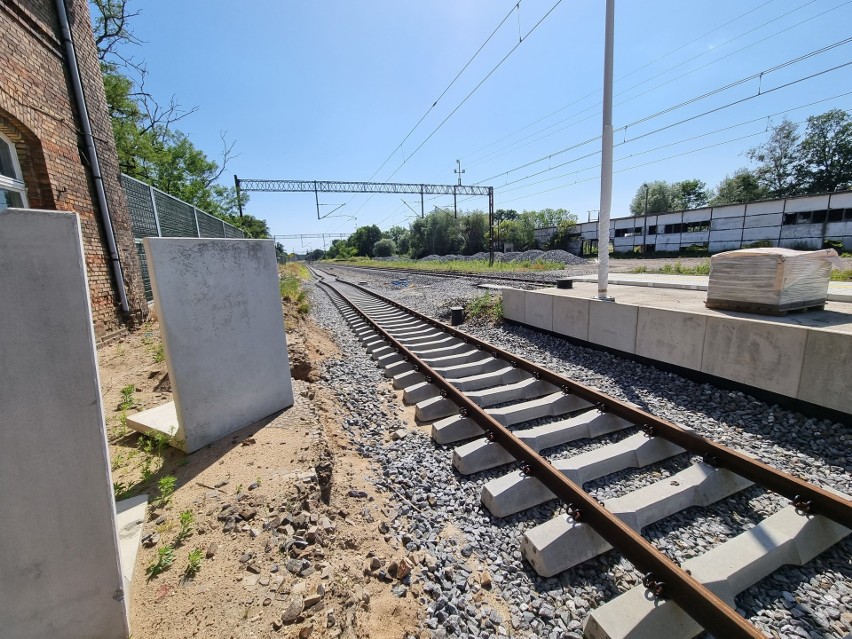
[318,262,562,289]
[311,268,852,639]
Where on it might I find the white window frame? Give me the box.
[0,131,28,209]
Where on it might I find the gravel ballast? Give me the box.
[308,268,852,639]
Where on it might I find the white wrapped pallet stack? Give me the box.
[705,247,840,315]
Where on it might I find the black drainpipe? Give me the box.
[55,0,130,314]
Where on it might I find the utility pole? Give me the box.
[454,159,465,218]
[596,0,615,301]
[642,183,649,254]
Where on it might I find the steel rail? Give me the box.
[317,275,764,639]
[329,274,852,530]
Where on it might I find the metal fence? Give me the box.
[121,174,246,300]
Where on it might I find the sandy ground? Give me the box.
[99,306,431,639]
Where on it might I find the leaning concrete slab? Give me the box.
[583,504,850,639]
[115,494,149,597]
[138,238,294,452]
[0,209,128,638]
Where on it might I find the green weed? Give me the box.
[156,475,177,506]
[146,545,175,579]
[175,510,194,545]
[153,342,165,363]
[119,385,136,410]
[464,293,503,324]
[830,268,852,281]
[184,548,203,578]
[113,481,132,500]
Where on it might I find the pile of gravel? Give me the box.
[309,272,852,639]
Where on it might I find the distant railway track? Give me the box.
[317,262,563,288]
[312,266,852,639]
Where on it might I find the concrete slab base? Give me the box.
[583,505,851,639]
[127,401,180,441]
[481,433,686,517]
[520,463,753,576]
[116,494,149,597]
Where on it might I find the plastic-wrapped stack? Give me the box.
[705,247,839,314]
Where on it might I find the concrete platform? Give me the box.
[115,494,148,597]
[501,279,852,417]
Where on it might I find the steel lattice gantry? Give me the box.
[234,176,497,263]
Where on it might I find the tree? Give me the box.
[225,214,269,238]
[326,239,356,259]
[459,211,488,255]
[306,248,325,261]
[91,1,262,227]
[407,209,463,258]
[544,218,578,250]
[384,225,410,255]
[709,169,768,205]
[348,224,383,257]
[747,119,800,197]
[672,179,711,209]
[796,109,852,194]
[372,238,396,257]
[629,181,676,216]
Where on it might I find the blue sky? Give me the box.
[112,1,852,252]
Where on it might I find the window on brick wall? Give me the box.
[0,132,27,210]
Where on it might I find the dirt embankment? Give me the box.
[100,307,424,638]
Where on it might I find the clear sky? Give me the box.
[111,0,852,253]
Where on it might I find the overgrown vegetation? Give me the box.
[830,269,852,281]
[326,257,564,274]
[156,475,177,506]
[279,263,311,315]
[630,260,711,276]
[90,0,269,237]
[464,293,503,324]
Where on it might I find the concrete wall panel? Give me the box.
[501,288,526,323]
[0,210,127,638]
[785,195,829,212]
[683,208,711,222]
[589,300,639,354]
[710,217,744,231]
[744,212,782,228]
[829,191,852,207]
[553,295,590,341]
[701,316,808,397]
[525,290,554,332]
[636,307,706,370]
[711,204,747,218]
[144,238,294,452]
[746,201,783,215]
[797,330,852,413]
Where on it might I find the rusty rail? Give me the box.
[316,275,768,639]
[330,274,852,530]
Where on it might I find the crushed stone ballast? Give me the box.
[311,267,851,639]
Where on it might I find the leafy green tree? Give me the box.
[306,248,325,261]
[348,224,383,257]
[629,181,676,216]
[407,209,463,258]
[671,179,711,209]
[747,119,800,197]
[459,211,489,255]
[224,214,269,238]
[91,1,262,227]
[384,225,410,255]
[709,169,768,205]
[326,239,357,259]
[372,238,396,257]
[796,109,852,194]
[544,218,578,250]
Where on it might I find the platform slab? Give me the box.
[143,238,294,453]
[0,209,128,638]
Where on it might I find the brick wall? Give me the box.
[0,0,146,340]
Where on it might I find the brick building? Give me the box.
[1,0,146,340]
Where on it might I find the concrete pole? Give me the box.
[597,0,615,300]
